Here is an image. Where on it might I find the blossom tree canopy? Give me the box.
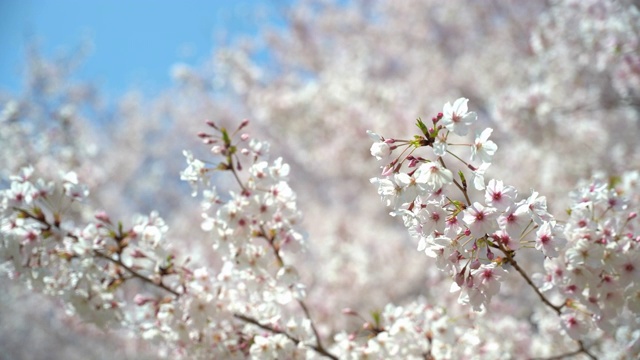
[1,0,639,359]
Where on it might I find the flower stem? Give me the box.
[501,248,562,315]
[500,247,597,360]
[234,313,339,360]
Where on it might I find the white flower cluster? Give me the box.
[0,166,124,328]
[0,124,323,359]
[535,171,640,347]
[138,123,318,358]
[330,300,528,359]
[369,99,561,311]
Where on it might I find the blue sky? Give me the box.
[0,0,290,98]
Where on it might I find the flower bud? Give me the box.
[470,259,481,270]
[134,294,153,306]
[466,274,474,288]
[95,211,112,224]
[205,120,218,128]
[486,248,495,260]
[342,308,357,315]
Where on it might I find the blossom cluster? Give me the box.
[535,171,640,345]
[0,122,326,359]
[367,98,640,358]
[370,98,564,312]
[331,300,529,359]
[3,106,640,358]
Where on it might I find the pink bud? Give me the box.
[408,157,419,168]
[342,308,357,315]
[95,211,112,224]
[206,120,218,128]
[466,274,474,288]
[486,248,495,260]
[448,250,461,262]
[131,249,147,258]
[134,294,152,306]
[470,259,481,270]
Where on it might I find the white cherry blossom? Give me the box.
[441,97,477,136]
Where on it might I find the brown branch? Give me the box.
[505,254,562,315]
[260,228,336,358]
[18,205,340,359]
[233,313,339,360]
[438,157,471,205]
[529,340,597,360]
[16,206,182,297]
[93,251,181,297]
[252,197,332,357]
[501,248,598,360]
[297,299,327,352]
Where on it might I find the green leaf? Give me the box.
[608,175,621,189]
[451,200,465,211]
[458,170,467,189]
[415,118,429,136]
[221,128,231,146]
[371,310,381,328]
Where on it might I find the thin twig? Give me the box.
[20,205,339,359]
[298,299,326,351]
[233,314,339,360]
[94,251,181,297]
[438,157,471,205]
[501,247,598,360]
[528,340,597,360]
[506,255,562,315]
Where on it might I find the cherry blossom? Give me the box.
[441,98,477,136]
[2,0,639,358]
[471,128,498,164]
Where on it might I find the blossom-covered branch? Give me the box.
[369,98,639,358]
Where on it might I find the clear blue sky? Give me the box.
[0,0,290,98]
